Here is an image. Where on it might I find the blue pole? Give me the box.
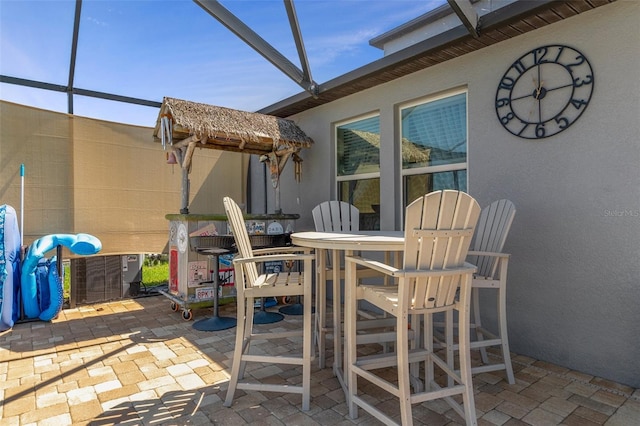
[20,164,25,246]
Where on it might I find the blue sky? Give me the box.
[0,0,445,127]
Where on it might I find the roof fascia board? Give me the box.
[370,0,486,49]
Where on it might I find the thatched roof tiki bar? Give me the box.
[153,97,314,213]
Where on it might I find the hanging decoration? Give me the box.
[160,113,173,149]
[166,151,178,164]
[292,152,303,183]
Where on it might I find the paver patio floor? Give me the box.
[1,296,638,425]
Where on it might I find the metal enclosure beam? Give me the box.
[447,0,480,37]
[0,75,161,108]
[193,0,318,97]
[68,0,83,113]
[283,0,316,96]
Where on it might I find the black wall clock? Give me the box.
[495,44,594,139]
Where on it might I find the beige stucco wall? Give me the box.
[264,1,640,387]
[0,101,247,255]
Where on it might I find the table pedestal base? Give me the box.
[193,316,237,331]
[253,310,284,324]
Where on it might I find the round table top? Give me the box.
[291,231,404,251]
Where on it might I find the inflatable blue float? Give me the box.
[1,203,102,329]
[21,233,102,321]
[1,205,21,331]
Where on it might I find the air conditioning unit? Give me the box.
[70,254,143,307]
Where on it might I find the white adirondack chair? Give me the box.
[437,199,516,384]
[466,199,516,383]
[312,201,359,233]
[222,197,314,411]
[312,200,359,368]
[345,190,480,426]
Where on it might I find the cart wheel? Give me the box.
[182,310,193,321]
[170,302,179,312]
[280,296,292,305]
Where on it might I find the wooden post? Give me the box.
[181,166,190,214]
[177,147,190,214]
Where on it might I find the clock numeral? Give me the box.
[573,74,593,87]
[566,54,586,70]
[570,99,588,110]
[500,112,515,125]
[517,122,529,136]
[535,123,546,138]
[496,98,510,108]
[533,47,549,64]
[499,76,515,90]
[512,60,526,75]
[554,46,565,62]
[555,116,569,129]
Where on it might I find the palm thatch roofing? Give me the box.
[153,97,314,157]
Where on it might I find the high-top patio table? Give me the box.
[290,231,404,393]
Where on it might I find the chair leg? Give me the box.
[302,284,313,411]
[397,311,413,426]
[445,309,455,387]
[497,283,515,384]
[333,249,342,378]
[345,263,358,419]
[425,312,434,388]
[459,279,478,426]
[315,249,327,369]
[471,287,489,364]
[224,291,247,407]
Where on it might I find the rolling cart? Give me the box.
[162,214,296,322]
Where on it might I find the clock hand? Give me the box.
[535,81,544,99]
[544,82,574,93]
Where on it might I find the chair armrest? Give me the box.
[468,251,510,280]
[347,255,477,278]
[346,255,400,277]
[467,250,510,259]
[252,246,313,256]
[233,252,315,265]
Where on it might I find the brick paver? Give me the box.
[0,296,637,425]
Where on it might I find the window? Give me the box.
[336,114,380,230]
[400,90,467,207]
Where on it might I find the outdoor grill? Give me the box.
[189,234,289,252]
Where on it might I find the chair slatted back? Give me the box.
[224,197,259,286]
[468,199,516,278]
[312,201,359,232]
[403,190,480,310]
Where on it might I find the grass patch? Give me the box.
[143,261,169,287]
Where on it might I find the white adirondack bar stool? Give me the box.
[311,200,359,369]
[345,190,481,426]
[222,197,314,411]
[466,199,516,383]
